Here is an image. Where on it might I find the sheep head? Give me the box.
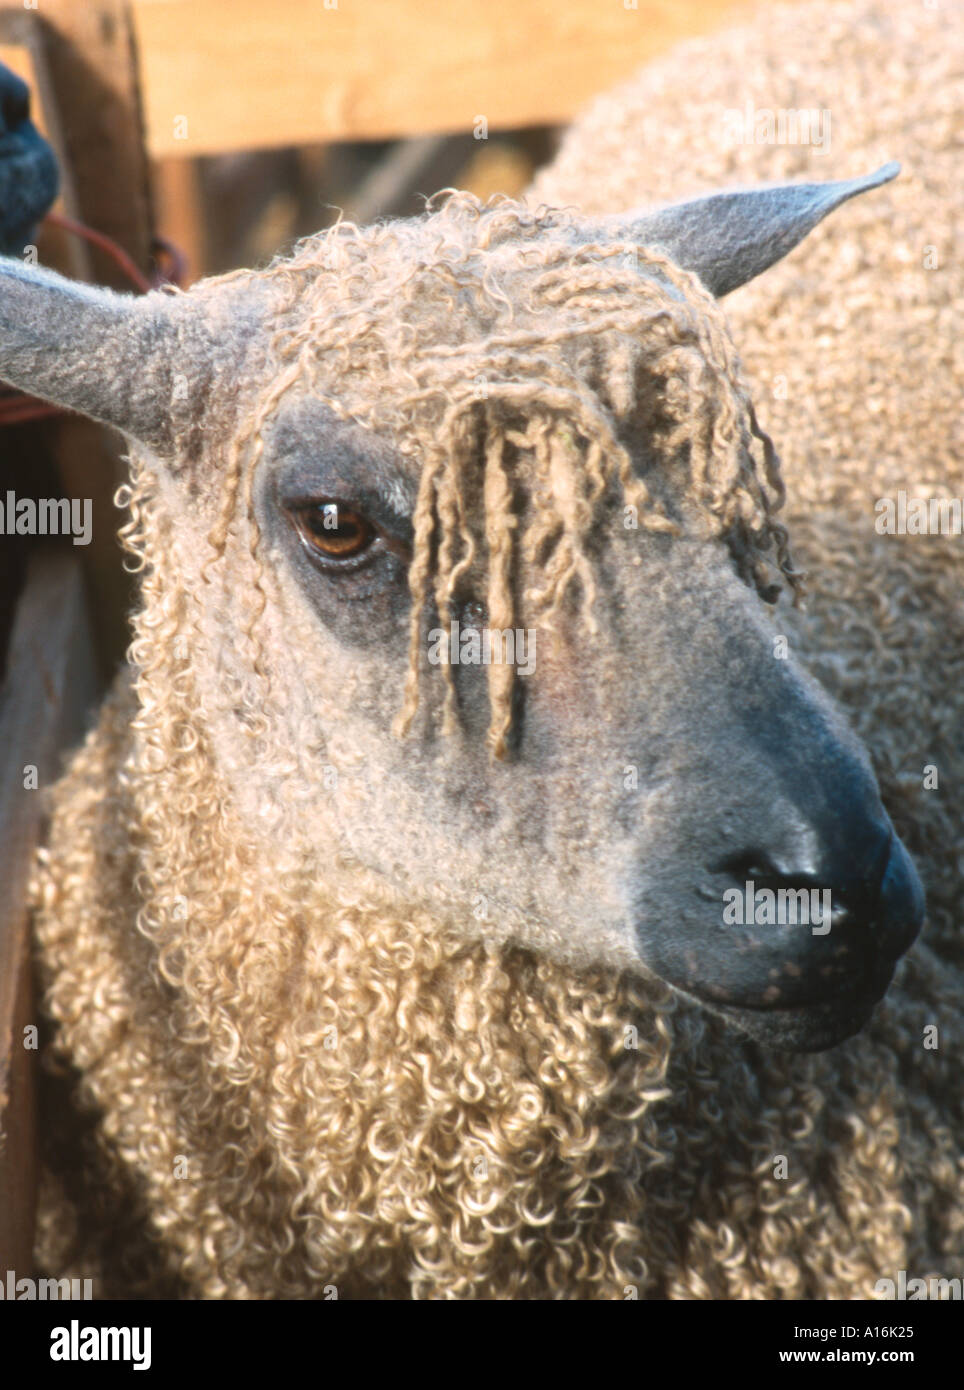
[0,166,923,1051]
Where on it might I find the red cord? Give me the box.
[43,211,155,292]
[0,214,185,427]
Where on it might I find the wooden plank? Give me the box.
[0,552,98,1279]
[0,897,36,1282]
[32,0,154,285]
[132,0,771,157]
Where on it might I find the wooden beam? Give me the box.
[132,0,770,157]
[0,553,98,1279]
[32,0,154,284]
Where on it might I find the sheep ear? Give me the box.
[608,163,899,297]
[0,257,176,452]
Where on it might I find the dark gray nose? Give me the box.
[698,809,925,1005]
[634,783,926,1052]
[693,821,925,1051]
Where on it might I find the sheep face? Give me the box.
[0,172,923,1051]
[224,391,919,1055]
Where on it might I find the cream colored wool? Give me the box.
[30,0,962,1298]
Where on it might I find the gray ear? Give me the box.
[0,257,177,451]
[603,163,899,297]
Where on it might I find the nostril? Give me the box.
[711,826,897,925]
[712,849,792,885]
[711,848,854,928]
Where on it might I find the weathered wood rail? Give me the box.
[0,554,98,1275]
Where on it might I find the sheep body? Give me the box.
[29,0,964,1297]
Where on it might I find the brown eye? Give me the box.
[293,502,377,561]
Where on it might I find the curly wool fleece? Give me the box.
[31,0,963,1298]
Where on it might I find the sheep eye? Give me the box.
[291,502,377,561]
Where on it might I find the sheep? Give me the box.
[1,0,960,1300]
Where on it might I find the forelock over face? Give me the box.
[185,193,799,673]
